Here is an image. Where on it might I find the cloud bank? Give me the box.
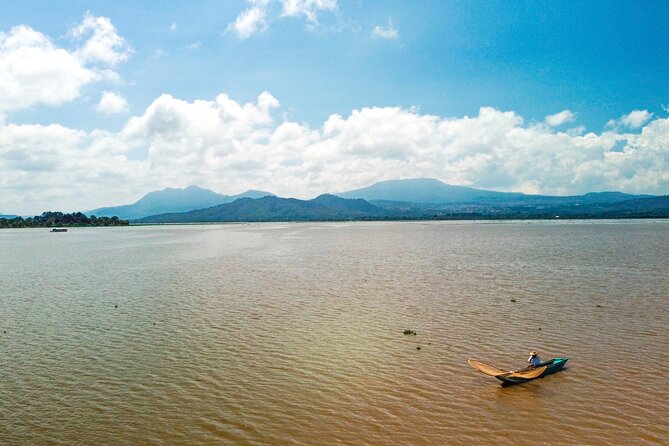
[1,90,668,214]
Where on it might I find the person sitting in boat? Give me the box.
[528,351,541,367]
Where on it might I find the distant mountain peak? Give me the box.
[336,178,522,204]
[335,177,648,206]
[376,177,443,184]
[86,186,275,220]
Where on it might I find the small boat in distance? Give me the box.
[468,357,568,385]
[50,228,68,232]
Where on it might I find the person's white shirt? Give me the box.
[528,355,541,366]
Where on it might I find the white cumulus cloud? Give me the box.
[607,109,653,130]
[372,19,398,41]
[96,91,129,115]
[0,13,130,113]
[1,91,669,215]
[280,0,337,23]
[620,110,653,129]
[0,26,96,112]
[228,0,270,40]
[545,109,576,127]
[71,11,132,66]
[228,0,337,39]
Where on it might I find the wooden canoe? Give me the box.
[468,357,568,385]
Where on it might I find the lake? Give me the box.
[1,221,668,445]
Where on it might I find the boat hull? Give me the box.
[496,357,568,385]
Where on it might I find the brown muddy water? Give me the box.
[1,221,668,445]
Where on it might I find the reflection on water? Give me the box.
[1,221,668,445]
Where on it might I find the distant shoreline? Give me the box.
[2,214,668,229]
[127,215,669,225]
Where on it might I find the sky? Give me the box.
[1,0,668,215]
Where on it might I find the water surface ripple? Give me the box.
[1,221,668,445]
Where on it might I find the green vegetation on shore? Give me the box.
[0,212,129,228]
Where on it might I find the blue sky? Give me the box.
[1,0,668,214]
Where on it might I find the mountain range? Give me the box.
[57,178,667,222]
[87,185,274,220]
[125,179,669,223]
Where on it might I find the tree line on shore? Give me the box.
[0,211,129,228]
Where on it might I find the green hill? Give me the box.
[135,195,390,223]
